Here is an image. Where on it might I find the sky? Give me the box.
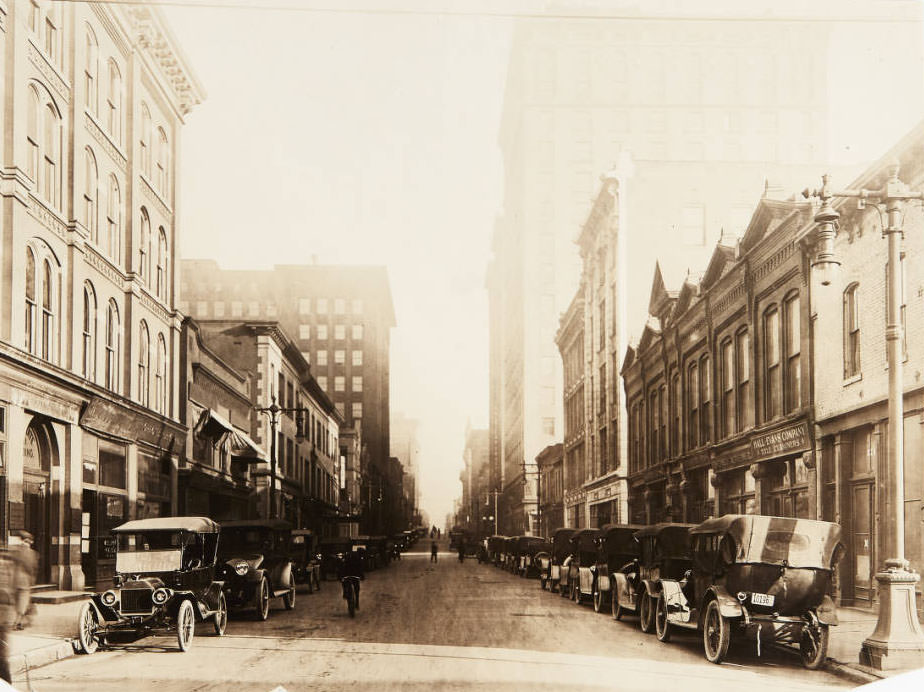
[165,1,514,525]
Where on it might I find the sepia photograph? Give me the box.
[0,0,923,689]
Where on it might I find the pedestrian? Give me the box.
[457,542,465,563]
[0,530,36,684]
[430,540,438,563]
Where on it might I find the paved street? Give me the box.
[19,542,850,692]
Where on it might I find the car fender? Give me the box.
[640,579,661,597]
[815,595,838,625]
[704,585,745,618]
[85,597,111,623]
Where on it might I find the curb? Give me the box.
[825,659,884,686]
[12,638,77,679]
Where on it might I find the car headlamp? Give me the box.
[101,590,117,606]
[737,592,747,602]
[234,562,249,576]
[152,588,171,605]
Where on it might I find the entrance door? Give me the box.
[23,476,50,584]
[849,482,874,603]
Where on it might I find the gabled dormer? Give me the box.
[637,315,662,355]
[674,271,703,317]
[700,232,738,291]
[648,261,679,325]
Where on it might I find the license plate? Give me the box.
[751,592,775,607]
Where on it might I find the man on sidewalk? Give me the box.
[0,531,36,684]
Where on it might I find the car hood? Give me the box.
[224,554,264,570]
[121,575,166,590]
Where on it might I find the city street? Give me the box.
[21,542,849,691]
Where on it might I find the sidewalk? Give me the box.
[8,597,85,683]
[825,606,912,686]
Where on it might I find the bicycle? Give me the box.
[341,575,360,617]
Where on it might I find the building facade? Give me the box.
[458,425,490,536]
[556,291,586,528]
[622,196,816,529]
[390,412,421,527]
[536,442,563,537]
[0,2,202,589]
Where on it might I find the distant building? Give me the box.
[390,412,421,526]
[536,443,563,537]
[459,425,490,536]
[556,292,586,527]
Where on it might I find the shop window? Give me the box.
[99,442,126,489]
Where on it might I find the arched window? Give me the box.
[140,104,151,177]
[42,103,60,207]
[107,175,120,263]
[25,247,36,354]
[139,207,150,282]
[155,334,167,414]
[844,283,861,379]
[137,320,150,406]
[84,26,98,113]
[156,227,167,300]
[763,305,781,422]
[26,86,39,181]
[43,4,62,68]
[783,293,801,413]
[41,258,54,361]
[84,148,98,240]
[687,361,699,450]
[156,127,168,194]
[105,300,120,391]
[107,59,121,143]
[83,283,97,380]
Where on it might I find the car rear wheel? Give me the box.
[703,599,731,664]
[639,593,655,634]
[254,576,270,621]
[283,576,296,611]
[177,600,195,652]
[799,621,829,670]
[655,594,671,642]
[593,588,605,613]
[77,602,99,655]
[213,592,227,636]
[612,591,624,621]
[314,571,321,592]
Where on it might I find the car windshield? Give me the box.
[219,527,274,556]
[115,531,186,574]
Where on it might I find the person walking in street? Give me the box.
[430,540,438,563]
[0,530,37,684]
[457,542,465,563]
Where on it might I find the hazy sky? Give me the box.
[166,2,513,524]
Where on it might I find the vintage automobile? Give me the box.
[513,536,548,577]
[76,516,227,654]
[567,528,603,604]
[612,523,695,633]
[290,529,322,592]
[546,528,576,592]
[592,524,643,614]
[503,536,519,572]
[652,514,844,669]
[528,540,553,581]
[217,519,296,620]
[319,537,353,580]
[486,535,508,566]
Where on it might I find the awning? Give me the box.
[228,428,268,463]
[196,409,234,439]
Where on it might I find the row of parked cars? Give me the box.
[484,514,844,670]
[76,516,420,654]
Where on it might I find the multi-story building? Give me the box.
[459,425,489,535]
[179,260,396,534]
[0,2,202,589]
[536,442,563,537]
[193,320,342,535]
[489,1,922,539]
[390,411,421,526]
[556,291,586,527]
[338,424,362,537]
[622,195,815,527]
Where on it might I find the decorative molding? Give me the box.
[84,243,127,291]
[712,282,747,318]
[90,4,132,59]
[137,286,171,324]
[0,166,33,205]
[0,1,8,33]
[28,194,67,242]
[85,112,127,171]
[140,175,172,219]
[753,241,796,284]
[27,41,70,103]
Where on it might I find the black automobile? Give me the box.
[76,517,227,654]
[291,529,322,593]
[217,519,296,620]
[319,537,353,580]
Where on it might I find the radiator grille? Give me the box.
[120,588,154,614]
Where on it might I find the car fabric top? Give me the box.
[114,516,220,534]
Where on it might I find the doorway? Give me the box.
[22,422,54,584]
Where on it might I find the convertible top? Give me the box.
[220,519,293,531]
[634,523,695,558]
[113,517,220,534]
[601,524,645,555]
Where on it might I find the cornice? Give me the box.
[27,39,69,104]
[28,194,67,243]
[0,166,32,206]
[84,243,128,291]
[85,111,127,172]
[140,174,172,219]
[90,3,132,59]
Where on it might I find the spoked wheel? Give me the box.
[255,576,270,621]
[283,576,296,611]
[639,593,655,634]
[560,581,568,598]
[347,585,356,618]
[314,571,321,592]
[77,601,99,655]
[593,589,604,613]
[612,591,624,621]
[213,592,228,636]
[306,571,314,594]
[703,599,731,664]
[176,600,195,652]
[539,576,547,590]
[571,582,580,603]
[799,620,829,670]
[655,594,671,642]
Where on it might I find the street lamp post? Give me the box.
[256,395,316,521]
[804,166,924,671]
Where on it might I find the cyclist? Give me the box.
[338,547,365,612]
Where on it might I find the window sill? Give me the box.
[842,373,862,386]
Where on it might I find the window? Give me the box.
[138,321,150,406]
[139,208,150,282]
[542,417,554,435]
[26,87,39,181]
[85,27,98,114]
[649,389,659,463]
[736,329,751,431]
[316,324,328,340]
[155,128,168,194]
[99,442,126,489]
[334,376,345,392]
[763,307,781,421]
[84,148,98,239]
[105,300,120,390]
[300,350,310,363]
[41,102,60,207]
[231,301,242,317]
[352,376,363,392]
[316,350,327,366]
[843,283,861,378]
[687,362,699,449]
[316,298,328,314]
[107,175,121,263]
[351,350,362,366]
[699,355,711,444]
[334,324,345,340]
[299,325,310,340]
[598,365,606,413]
[83,283,97,381]
[140,104,151,177]
[721,339,734,438]
[784,294,801,413]
[247,301,259,316]
[43,6,61,66]
[299,298,311,315]
[40,259,54,361]
[317,376,327,390]
[155,335,166,414]
[353,402,363,419]
[195,301,207,317]
[25,248,36,354]
[659,385,667,460]
[598,301,606,350]
[214,302,225,317]
[351,299,363,314]
[156,229,167,300]
[334,298,345,314]
[352,324,363,340]
[107,60,122,144]
[334,350,345,364]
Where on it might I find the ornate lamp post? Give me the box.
[256,395,316,521]
[804,165,924,670]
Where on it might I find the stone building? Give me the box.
[536,442,563,537]
[556,291,586,527]
[0,2,202,589]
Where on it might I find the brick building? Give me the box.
[536,442,563,537]
[556,291,586,527]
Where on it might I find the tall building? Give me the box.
[459,424,490,535]
[390,411,421,523]
[488,0,922,536]
[0,2,202,589]
[179,260,396,534]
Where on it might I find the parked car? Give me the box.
[319,538,353,580]
[567,528,603,604]
[653,514,844,669]
[486,535,508,566]
[547,528,576,593]
[612,523,695,633]
[592,524,643,614]
[76,516,227,654]
[290,529,322,593]
[513,536,548,577]
[503,536,518,572]
[218,519,296,620]
[528,540,553,581]
[351,536,376,570]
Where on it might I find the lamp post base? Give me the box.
[859,559,924,671]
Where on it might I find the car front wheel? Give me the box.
[612,591,624,621]
[177,600,195,652]
[255,576,270,621]
[655,594,671,642]
[703,599,731,664]
[639,593,655,634]
[213,592,227,636]
[800,620,829,670]
[77,601,99,655]
[283,575,296,611]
